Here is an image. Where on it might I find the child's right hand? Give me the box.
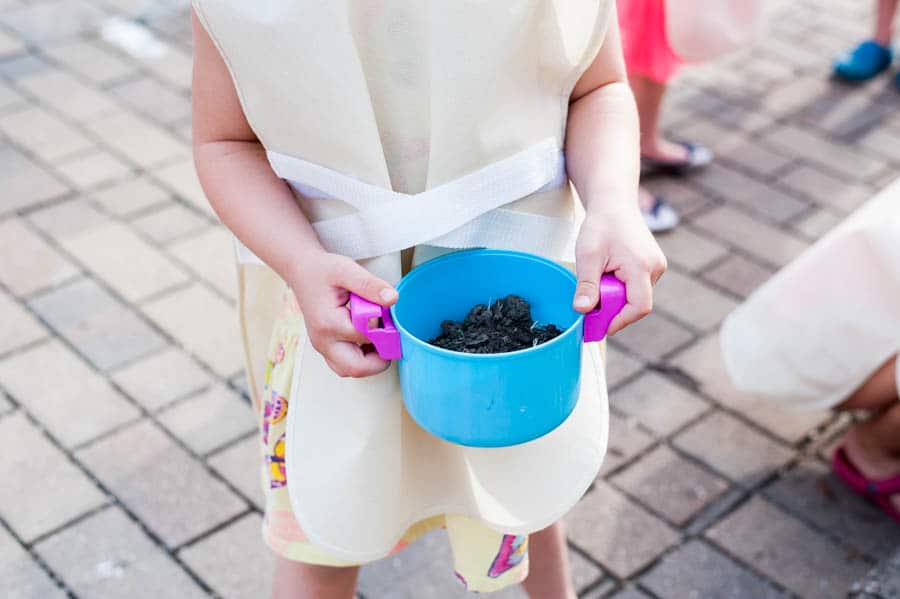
[290,252,398,378]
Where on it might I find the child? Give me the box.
[191,2,665,597]
[833,0,899,85]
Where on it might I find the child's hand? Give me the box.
[572,209,666,336]
[290,252,399,378]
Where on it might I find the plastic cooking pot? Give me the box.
[349,249,626,447]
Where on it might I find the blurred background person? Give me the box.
[833,0,898,85]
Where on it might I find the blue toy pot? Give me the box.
[349,249,625,447]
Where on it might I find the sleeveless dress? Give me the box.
[193,1,615,592]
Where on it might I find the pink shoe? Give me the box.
[832,446,900,524]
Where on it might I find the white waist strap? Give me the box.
[235,138,577,265]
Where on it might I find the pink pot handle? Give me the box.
[584,274,628,343]
[348,294,402,360]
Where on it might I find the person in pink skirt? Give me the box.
[618,0,713,233]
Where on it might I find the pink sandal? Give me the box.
[832,446,900,523]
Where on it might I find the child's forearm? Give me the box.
[193,139,324,285]
[565,81,641,219]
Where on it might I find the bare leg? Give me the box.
[629,75,688,163]
[521,522,577,599]
[836,355,900,512]
[873,0,899,46]
[272,558,359,599]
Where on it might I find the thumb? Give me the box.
[334,257,398,306]
[573,249,607,314]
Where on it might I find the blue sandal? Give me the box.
[640,142,713,176]
[834,40,893,82]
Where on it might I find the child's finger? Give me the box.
[606,269,653,336]
[573,248,607,313]
[325,341,391,378]
[334,257,398,306]
[336,308,375,345]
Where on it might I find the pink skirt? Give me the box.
[617,0,683,83]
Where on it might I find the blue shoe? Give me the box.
[834,40,893,82]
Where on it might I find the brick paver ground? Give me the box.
[1,0,899,598]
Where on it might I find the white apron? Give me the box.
[721,179,900,410]
[194,0,614,561]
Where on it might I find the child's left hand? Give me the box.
[572,207,667,336]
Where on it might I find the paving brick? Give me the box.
[142,284,243,378]
[0,289,47,355]
[764,460,900,559]
[611,445,729,525]
[169,226,237,301]
[565,481,679,578]
[111,346,211,411]
[0,106,93,162]
[35,506,206,599]
[707,496,870,599]
[693,163,809,223]
[674,411,793,487]
[653,269,738,331]
[135,41,193,91]
[764,124,886,180]
[609,312,694,363]
[702,254,774,299]
[90,176,171,217]
[610,372,709,437]
[152,159,217,217]
[759,75,833,117]
[641,539,787,599]
[158,384,254,455]
[0,143,70,215]
[1,0,108,43]
[693,205,809,268]
[0,525,65,598]
[111,75,191,125]
[604,345,643,389]
[17,68,117,121]
[86,111,187,167]
[793,208,843,240]
[133,203,210,244]
[0,340,140,447]
[0,79,26,112]
[718,140,794,178]
[358,529,528,598]
[799,88,897,140]
[42,39,134,85]
[208,435,264,509]
[642,177,714,219]
[54,149,132,190]
[858,127,900,163]
[0,29,26,59]
[778,164,872,214]
[27,197,108,239]
[77,419,246,548]
[600,412,655,476]
[0,411,107,542]
[605,588,651,599]
[29,277,167,370]
[669,333,831,443]
[0,391,12,415]
[0,53,50,79]
[179,513,272,599]
[654,226,729,273]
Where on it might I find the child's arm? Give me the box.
[566,13,667,335]
[191,11,396,378]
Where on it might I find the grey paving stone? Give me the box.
[609,312,694,363]
[54,149,132,191]
[702,254,775,299]
[27,198,109,239]
[358,529,528,598]
[179,512,272,599]
[764,124,886,180]
[111,346,211,412]
[35,507,207,599]
[850,547,900,599]
[707,496,870,599]
[565,482,679,579]
[693,206,809,269]
[641,539,787,599]
[1,0,108,43]
[653,269,739,332]
[168,226,238,301]
[41,39,135,85]
[208,435,264,509]
[0,106,93,162]
[605,587,651,599]
[0,217,80,297]
[0,79,26,112]
[778,164,872,214]
[655,226,729,273]
[610,372,709,437]
[764,460,900,559]
[28,277,167,371]
[0,289,47,356]
[0,391,12,415]
[0,411,107,542]
[611,445,729,526]
[643,177,714,218]
[600,412,656,477]
[674,411,794,487]
[0,340,140,448]
[157,384,254,455]
[0,143,70,215]
[0,525,64,599]
[111,75,191,125]
[604,346,643,389]
[132,203,210,244]
[793,208,843,240]
[90,176,171,217]
[718,139,794,178]
[693,162,809,223]
[76,419,246,548]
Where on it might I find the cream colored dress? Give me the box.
[193,0,615,591]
